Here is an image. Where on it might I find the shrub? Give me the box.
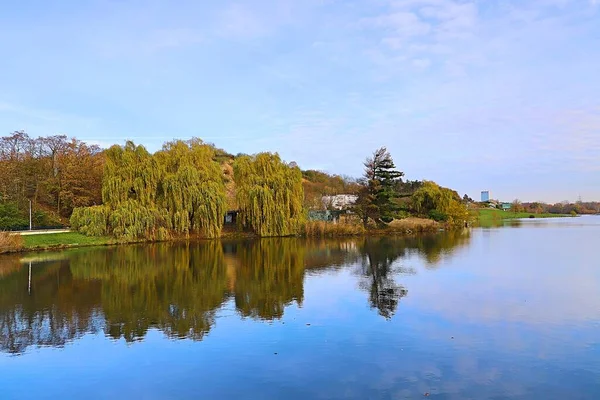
[303,221,365,237]
[0,202,28,230]
[0,231,24,253]
[387,218,440,234]
[428,209,448,222]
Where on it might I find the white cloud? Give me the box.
[360,0,479,73]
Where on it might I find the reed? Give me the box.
[0,231,24,253]
[303,221,366,237]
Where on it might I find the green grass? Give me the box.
[23,232,115,249]
[475,208,571,226]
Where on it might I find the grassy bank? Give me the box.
[475,208,571,226]
[23,232,116,251]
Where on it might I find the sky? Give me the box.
[0,0,599,203]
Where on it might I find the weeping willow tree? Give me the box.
[70,205,111,236]
[234,153,305,237]
[102,141,160,207]
[71,139,226,240]
[155,139,226,238]
[412,181,470,226]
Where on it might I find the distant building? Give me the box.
[481,191,490,202]
[321,194,358,210]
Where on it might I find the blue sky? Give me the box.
[1,0,598,202]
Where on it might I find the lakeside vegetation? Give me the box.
[0,131,471,251]
[1,130,595,253]
[0,232,24,254]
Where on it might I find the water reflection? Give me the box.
[0,232,470,354]
[357,237,411,319]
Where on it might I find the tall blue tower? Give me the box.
[481,191,490,202]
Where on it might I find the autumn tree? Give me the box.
[0,131,104,228]
[511,199,523,214]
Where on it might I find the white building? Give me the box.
[321,194,358,210]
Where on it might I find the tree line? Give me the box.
[0,131,103,229]
[508,200,600,215]
[1,131,472,236]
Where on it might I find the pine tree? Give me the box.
[355,147,404,227]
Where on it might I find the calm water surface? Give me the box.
[1,217,599,399]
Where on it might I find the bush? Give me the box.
[0,202,28,230]
[32,209,63,228]
[428,209,448,222]
[0,231,24,253]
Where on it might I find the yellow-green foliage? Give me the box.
[108,201,165,242]
[70,205,110,236]
[234,153,305,237]
[155,139,226,238]
[72,139,226,240]
[412,181,469,226]
[102,142,160,207]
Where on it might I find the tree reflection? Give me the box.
[0,232,471,353]
[404,229,471,267]
[357,238,410,319]
[232,239,305,320]
[69,242,230,341]
[0,260,103,354]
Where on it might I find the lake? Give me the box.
[1,217,599,399]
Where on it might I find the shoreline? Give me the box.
[1,211,587,256]
[1,226,451,256]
